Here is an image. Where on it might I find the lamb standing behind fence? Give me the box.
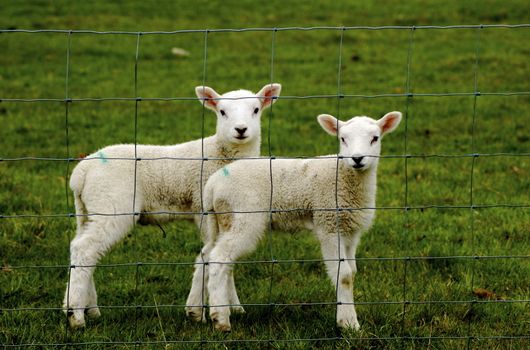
[63,83,282,328]
[187,111,401,331]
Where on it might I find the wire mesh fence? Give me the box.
[1,25,529,348]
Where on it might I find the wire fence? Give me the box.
[1,25,529,348]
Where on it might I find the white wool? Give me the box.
[186,111,401,331]
[63,83,281,328]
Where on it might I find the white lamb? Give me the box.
[63,83,282,328]
[187,111,401,331]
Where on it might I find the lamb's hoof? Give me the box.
[231,305,246,314]
[337,317,360,331]
[67,309,86,329]
[211,312,231,332]
[86,306,101,319]
[185,307,206,323]
[213,320,231,332]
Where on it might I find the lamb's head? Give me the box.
[195,84,281,146]
[318,111,402,171]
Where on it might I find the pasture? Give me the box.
[1,1,529,348]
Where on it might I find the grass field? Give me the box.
[1,1,529,349]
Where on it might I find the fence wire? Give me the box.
[1,24,529,348]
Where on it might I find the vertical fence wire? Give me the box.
[199,28,209,348]
[63,29,73,345]
[466,24,483,350]
[132,31,142,345]
[400,25,416,345]
[333,27,345,342]
[265,27,278,347]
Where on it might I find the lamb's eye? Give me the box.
[371,136,379,145]
[220,110,226,116]
[341,137,345,143]
[253,107,259,114]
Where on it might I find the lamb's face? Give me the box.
[318,112,402,171]
[195,84,281,146]
[215,90,263,145]
[338,117,383,170]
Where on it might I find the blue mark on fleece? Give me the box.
[222,167,229,177]
[96,151,108,164]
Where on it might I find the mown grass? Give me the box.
[1,1,529,349]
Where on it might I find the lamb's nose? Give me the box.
[235,127,247,135]
[352,156,364,165]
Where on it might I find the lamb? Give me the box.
[63,83,282,328]
[187,110,401,331]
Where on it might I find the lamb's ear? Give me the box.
[257,83,281,109]
[377,111,402,136]
[195,86,221,111]
[317,114,343,136]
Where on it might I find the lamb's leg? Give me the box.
[208,214,266,332]
[228,270,245,314]
[64,214,135,328]
[85,274,101,318]
[185,247,245,322]
[317,233,359,330]
[345,234,361,277]
[185,243,213,322]
[207,243,235,332]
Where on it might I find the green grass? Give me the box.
[1,1,529,349]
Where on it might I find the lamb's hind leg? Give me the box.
[185,243,213,322]
[208,213,267,332]
[64,211,137,328]
[228,270,245,315]
[187,237,245,320]
[85,274,101,318]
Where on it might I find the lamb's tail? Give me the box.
[69,159,91,229]
[201,181,219,246]
[70,157,93,193]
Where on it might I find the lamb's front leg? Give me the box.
[345,233,362,279]
[317,233,360,330]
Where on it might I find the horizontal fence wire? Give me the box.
[2,23,530,34]
[2,254,530,274]
[1,24,529,347]
[2,91,530,103]
[1,153,530,162]
[1,204,529,220]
